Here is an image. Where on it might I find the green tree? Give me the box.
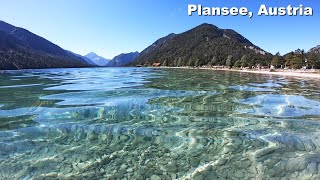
[207,56,217,67]
[187,59,194,67]
[194,59,200,67]
[291,56,305,69]
[271,55,280,67]
[240,55,249,67]
[173,59,178,67]
[226,55,233,68]
[163,60,168,67]
[307,53,320,69]
[234,60,242,68]
[177,58,183,67]
[285,53,305,69]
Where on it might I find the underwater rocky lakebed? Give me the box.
[0,67,320,179]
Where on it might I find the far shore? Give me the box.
[153,66,320,79]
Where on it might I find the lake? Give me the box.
[0,67,320,179]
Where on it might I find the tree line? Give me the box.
[156,49,320,70]
[271,49,320,69]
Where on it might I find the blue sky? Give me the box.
[0,0,319,58]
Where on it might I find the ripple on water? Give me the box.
[237,94,320,117]
[1,68,320,179]
[229,85,276,92]
[40,89,216,106]
[248,82,283,88]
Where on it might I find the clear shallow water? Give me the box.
[0,68,320,179]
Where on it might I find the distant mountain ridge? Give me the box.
[0,20,90,70]
[65,50,96,65]
[309,45,320,54]
[107,52,139,67]
[133,23,272,67]
[85,52,110,66]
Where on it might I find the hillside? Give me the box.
[0,21,90,70]
[133,23,272,67]
[107,52,139,67]
[307,45,320,69]
[309,45,320,54]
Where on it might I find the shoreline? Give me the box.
[155,66,320,79]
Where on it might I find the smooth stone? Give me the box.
[193,172,204,180]
[285,158,307,172]
[247,165,257,174]
[223,144,237,153]
[56,155,65,162]
[266,159,280,169]
[317,163,320,175]
[120,164,128,169]
[171,173,178,180]
[33,161,46,168]
[171,154,179,159]
[87,133,97,141]
[294,139,306,151]
[242,160,252,168]
[255,148,275,159]
[127,168,133,173]
[150,175,161,180]
[217,158,228,166]
[166,164,178,173]
[234,170,245,178]
[190,158,200,167]
[78,154,89,162]
[266,166,283,177]
[120,135,129,141]
[101,134,109,142]
[303,139,316,151]
[220,169,228,178]
[307,162,318,174]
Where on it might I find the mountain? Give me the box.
[85,52,110,66]
[141,33,176,55]
[309,45,320,54]
[107,52,139,67]
[65,50,96,65]
[0,20,90,70]
[132,23,272,67]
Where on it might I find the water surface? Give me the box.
[0,68,320,179]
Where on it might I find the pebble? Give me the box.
[87,133,97,141]
[255,148,275,159]
[127,168,133,173]
[267,166,283,177]
[193,172,205,180]
[120,135,129,141]
[120,164,128,169]
[78,154,89,162]
[285,158,307,172]
[307,162,318,174]
[217,158,228,165]
[171,154,179,159]
[190,157,200,167]
[33,161,46,168]
[234,170,245,178]
[101,134,109,142]
[150,175,161,180]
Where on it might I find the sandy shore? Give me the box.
[157,67,320,79]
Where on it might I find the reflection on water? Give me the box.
[0,68,320,179]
